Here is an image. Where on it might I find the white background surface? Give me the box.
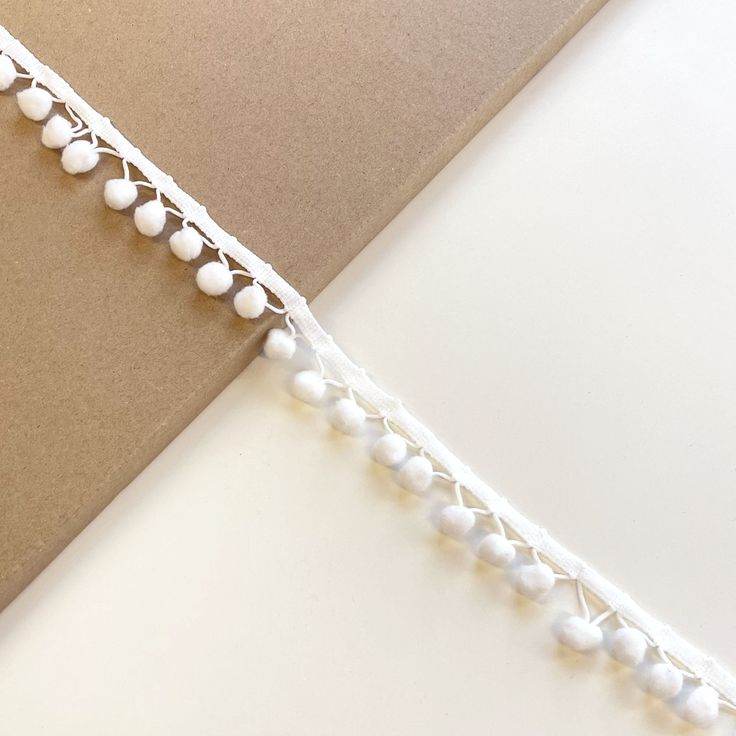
[2,0,736,733]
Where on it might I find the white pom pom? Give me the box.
[104,178,138,210]
[196,261,234,296]
[477,533,516,567]
[233,283,267,319]
[511,562,555,600]
[610,627,648,667]
[0,55,17,91]
[645,662,683,700]
[263,328,296,360]
[41,114,73,149]
[168,226,203,262]
[555,616,603,652]
[396,455,433,494]
[61,140,99,174]
[290,370,325,405]
[134,200,167,237]
[17,86,53,121]
[371,433,407,467]
[438,505,476,539]
[328,398,366,434]
[681,685,719,728]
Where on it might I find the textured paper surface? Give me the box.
[0,0,607,610]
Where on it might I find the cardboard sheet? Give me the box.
[0,0,607,610]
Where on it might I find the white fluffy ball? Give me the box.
[644,663,683,700]
[17,86,53,121]
[104,178,138,210]
[263,328,296,360]
[396,455,433,494]
[438,505,476,539]
[555,616,603,652]
[681,685,719,728]
[477,533,516,567]
[168,226,203,262]
[329,398,366,434]
[134,200,167,237]
[196,261,233,296]
[41,114,73,149]
[371,433,407,467]
[290,370,325,405]
[233,283,267,319]
[61,140,99,174]
[0,55,17,91]
[609,627,648,667]
[512,562,555,601]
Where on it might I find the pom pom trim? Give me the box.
[1,27,734,730]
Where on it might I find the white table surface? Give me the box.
[3,0,736,733]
